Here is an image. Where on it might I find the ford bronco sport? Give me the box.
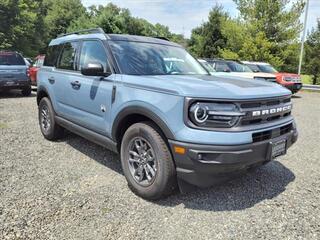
[37,28,298,199]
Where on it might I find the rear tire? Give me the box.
[120,122,177,200]
[38,97,63,140]
[21,86,31,96]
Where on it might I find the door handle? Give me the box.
[70,80,81,89]
[48,77,55,84]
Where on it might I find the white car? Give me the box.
[199,59,277,82]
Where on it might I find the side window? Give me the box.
[79,41,109,72]
[57,42,79,70]
[43,45,61,67]
[216,62,230,72]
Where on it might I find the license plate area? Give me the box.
[271,139,287,159]
[5,81,16,86]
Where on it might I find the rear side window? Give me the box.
[57,42,79,70]
[43,45,61,67]
[0,52,25,66]
[247,64,260,72]
[79,40,109,72]
[215,62,231,72]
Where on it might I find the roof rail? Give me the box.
[57,28,105,38]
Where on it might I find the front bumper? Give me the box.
[169,127,298,188]
[284,83,302,93]
[0,79,30,90]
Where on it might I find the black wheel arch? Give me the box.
[112,106,175,146]
[37,86,50,105]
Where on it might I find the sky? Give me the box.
[81,0,320,38]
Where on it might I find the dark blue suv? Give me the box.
[0,51,31,96]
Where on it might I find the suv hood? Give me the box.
[212,72,276,79]
[123,75,291,99]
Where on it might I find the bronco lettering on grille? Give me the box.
[252,105,291,117]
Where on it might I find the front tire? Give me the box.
[120,122,177,200]
[38,97,63,140]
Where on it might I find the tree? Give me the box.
[233,0,305,71]
[0,0,47,56]
[44,0,86,40]
[68,3,186,46]
[188,5,228,57]
[305,20,320,85]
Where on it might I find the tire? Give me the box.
[38,97,63,140]
[120,122,177,200]
[21,86,32,96]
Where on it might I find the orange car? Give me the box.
[243,61,302,93]
[29,55,45,86]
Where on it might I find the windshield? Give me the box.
[0,52,25,66]
[257,64,278,73]
[109,41,208,75]
[226,61,252,72]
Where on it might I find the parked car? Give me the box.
[29,55,45,85]
[205,58,278,83]
[37,28,298,199]
[242,61,302,93]
[0,51,32,96]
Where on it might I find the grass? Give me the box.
[300,75,320,85]
[0,122,8,129]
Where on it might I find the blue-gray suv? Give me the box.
[0,51,31,96]
[37,28,298,199]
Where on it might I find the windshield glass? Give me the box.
[109,41,208,75]
[257,64,278,73]
[0,52,25,66]
[226,61,253,72]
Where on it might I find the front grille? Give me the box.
[239,96,292,126]
[252,123,293,143]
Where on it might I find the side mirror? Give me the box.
[253,69,260,73]
[81,62,110,77]
[223,68,231,72]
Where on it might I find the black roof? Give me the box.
[107,34,181,47]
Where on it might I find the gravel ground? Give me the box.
[0,90,319,240]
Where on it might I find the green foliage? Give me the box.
[0,0,311,78]
[44,0,86,40]
[0,1,185,57]
[234,0,305,44]
[188,5,228,57]
[0,0,47,56]
[305,20,320,85]
[232,0,305,71]
[188,1,305,73]
[67,3,186,46]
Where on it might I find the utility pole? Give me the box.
[298,0,309,75]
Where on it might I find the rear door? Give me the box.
[50,41,81,118]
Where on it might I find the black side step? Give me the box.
[55,116,118,153]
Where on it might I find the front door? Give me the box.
[64,40,114,136]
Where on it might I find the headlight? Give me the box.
[188,101,244,128]
[283,76,293,81]
[283,76,301,82]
